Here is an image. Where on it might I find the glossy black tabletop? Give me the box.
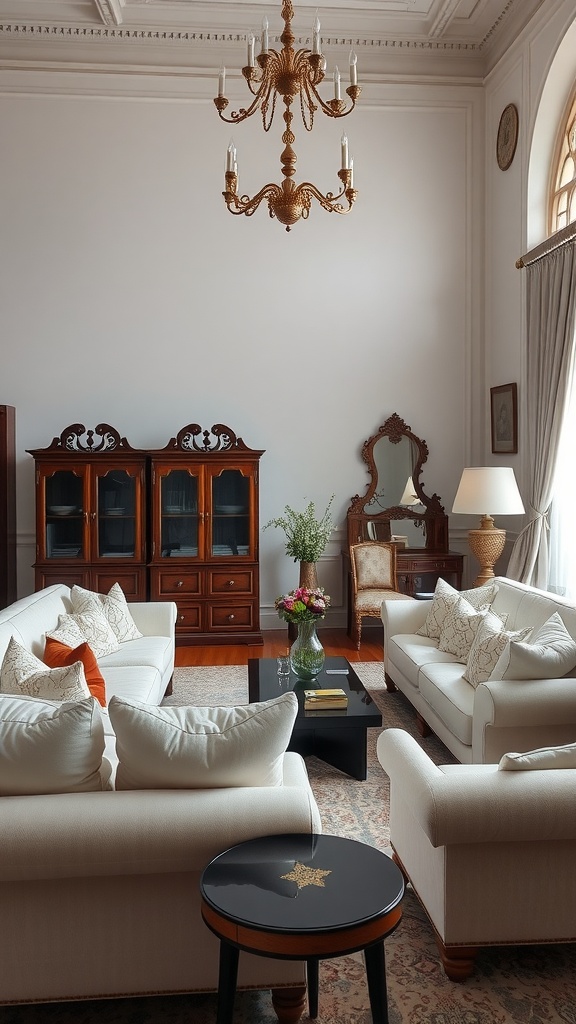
[200,834,404,934]
[248,657,382,729]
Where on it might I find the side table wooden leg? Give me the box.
[306,958,319,1019]
[364,941,390,1024]
[216,940,239,1024]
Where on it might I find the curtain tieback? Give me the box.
[528,505,550,531]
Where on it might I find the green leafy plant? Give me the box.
[263,495,335,563]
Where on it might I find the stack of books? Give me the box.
[303,688,348,710]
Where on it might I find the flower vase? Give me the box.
[290,620,325,682]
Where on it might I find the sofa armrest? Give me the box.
[472,676,576,760]
[381,598,429,637]
[127,601,177,637]
[0,755,321,883]
[377,728,576,847]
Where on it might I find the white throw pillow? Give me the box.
[491,611,576,680]
[416,578,499,641]
[109,692,298,790]
[71,583,142,643]
[498,741,576,771]
[464,614,532,688]
[0,635,91,701]
[437,596,487,661]
[0,693,110,795]
[47,609,120,659]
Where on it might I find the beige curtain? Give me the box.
[507,241,576,587]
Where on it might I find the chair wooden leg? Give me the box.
[436,941,479,982]
[384,672,397,692]
[355,614,362,650]
[416,712,431,737]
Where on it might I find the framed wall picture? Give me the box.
[491,383,518,454]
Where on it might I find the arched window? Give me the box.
[549,88,576,233]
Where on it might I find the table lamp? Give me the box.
[452,467,524,586]
[399,477,421,506]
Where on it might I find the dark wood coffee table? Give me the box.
[247,656,382,780]
[201,833,404,1024]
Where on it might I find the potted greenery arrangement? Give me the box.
[263,495,335,589]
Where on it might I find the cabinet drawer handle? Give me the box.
[227,613,235,622]
[175,580,184,588]
[227,579,235,587]
[178,614,185,622]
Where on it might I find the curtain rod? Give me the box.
[516,221,576,268]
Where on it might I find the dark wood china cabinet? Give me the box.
[346,413,463,600]
[29,422,264,644]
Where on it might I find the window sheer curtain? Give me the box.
[507,240,576,587]
[549,349,576,597]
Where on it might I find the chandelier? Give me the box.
[213,1,361,231]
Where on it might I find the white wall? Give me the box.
[1,67,482,620]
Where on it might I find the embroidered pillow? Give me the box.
[437,596,487,661]
[464,614,532,688]
[43,637,106,707]
[491,611,576,680]
[109,692,298,790]
[47,609,119,659]
[499,741,576,771]
[416,578,499,641]
[71,583,142,643]
[0,635,91,701]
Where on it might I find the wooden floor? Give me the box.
[175,627,383,666]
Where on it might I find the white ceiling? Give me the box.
[0,0,547,78]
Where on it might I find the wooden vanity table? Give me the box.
[345,413,463,629]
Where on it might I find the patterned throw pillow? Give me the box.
[464,613,532,688]
[0,635,91,701]
[47,608,119,659]
[416,578,499,641]
[71,583,142,643]
[437,596,487,661]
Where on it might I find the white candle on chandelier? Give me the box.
[312,14,321,55]
[247,33,255,67]
[218,66,226,97]
[341,133,349,170]
[261,16,269,54]
[226,139,237,173]
[349,157,354,187]
[333,66,341,100]
[349,50,358,86]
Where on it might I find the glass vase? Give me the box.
[290,619,325,681]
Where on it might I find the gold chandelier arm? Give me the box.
[305,80,361,119]
[296,175,357,215]
[223,178,280,218]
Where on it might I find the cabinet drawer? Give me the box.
[403,558,454,573]
[208,603,254,630]
[208,569,255,597]
[92,568,146,599]
[175,603,202,631]
[151,570,202,597]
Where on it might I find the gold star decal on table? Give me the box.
[281,862,332,889]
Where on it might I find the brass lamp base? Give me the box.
[467,521,506,587]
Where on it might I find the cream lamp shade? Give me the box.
[399,477,420,506]
[452,467,524,586]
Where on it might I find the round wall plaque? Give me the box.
[497,103,519,171]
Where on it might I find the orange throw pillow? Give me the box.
[43,637,106,707]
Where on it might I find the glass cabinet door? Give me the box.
[159,468,199,557]
[44,468,85,560]
[210,468,251,557]
[96,467,140,560]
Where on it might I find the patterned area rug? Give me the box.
[3,663,576,1024]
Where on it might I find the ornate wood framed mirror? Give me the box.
[346,413,449,552]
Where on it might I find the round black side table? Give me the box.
[200,832,404,1024]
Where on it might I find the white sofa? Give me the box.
[0,585,321,1020]
[382,576,576,763]
[378,727,576,979]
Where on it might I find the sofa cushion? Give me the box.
[499,741,576,770]
[0,693,110,795]
[71,583,143,643]
[418,662,475,746]
[0,635,91,701]
[437,596,487,661]
[43,637,106,707]
[109,692,299,790]
[47,610,120,659]
[416,578,499,641]
[491,611,576,680]
[463,614,532,688]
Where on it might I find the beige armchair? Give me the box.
[349,542,408,649]
[378,728,576,980]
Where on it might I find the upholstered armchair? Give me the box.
[349,542,408,649]
[378,728,576,980]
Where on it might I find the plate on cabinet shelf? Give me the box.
[104,508,126,516]
[48,505,76,515]
[215,505,246,514]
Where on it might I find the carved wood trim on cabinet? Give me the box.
[0,406,17,609]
